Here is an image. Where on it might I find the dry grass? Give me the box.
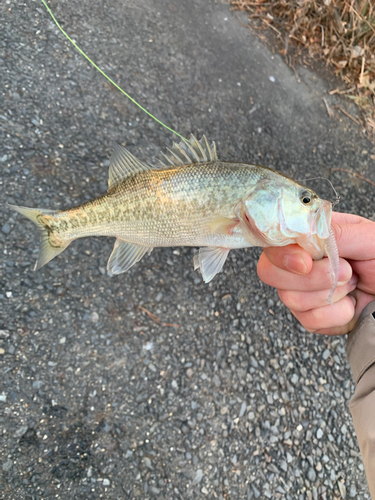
[231,0,375,135]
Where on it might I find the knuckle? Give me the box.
[257,255,273,285]
[309,306,325,325]
[278,289,303,312]
[331,222,343,245]
[289,309,316,333]
[297,307,325,332]
[305,326,318,334]
[304,261,330,289]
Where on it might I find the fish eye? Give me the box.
[301,191,312,205]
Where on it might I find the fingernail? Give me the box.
[349,275,358,286]
[339,274,357,287]
[284,254,307,275]
[337,261,352,286]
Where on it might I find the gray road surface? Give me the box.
[1,0,375,498]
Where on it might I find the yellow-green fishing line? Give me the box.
[40,0,187,141]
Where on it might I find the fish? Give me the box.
[7,135,339,302]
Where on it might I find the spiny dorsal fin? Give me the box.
[108,145,152,188]
[157,135,217,168]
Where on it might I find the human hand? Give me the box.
[257,212,375,335]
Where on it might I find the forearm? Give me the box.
[347,301,375,497]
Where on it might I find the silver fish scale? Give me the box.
[57,161,269,247]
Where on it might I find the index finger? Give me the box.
[262,212,375,274]
[257,253,352,292]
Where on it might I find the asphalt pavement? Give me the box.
[1,0,375,498]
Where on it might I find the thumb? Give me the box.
[262,244,313,275]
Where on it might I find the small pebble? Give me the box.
[192,469,203,485]
[290,374,299,385]
[14,426,28,438]
[90,311,99,323]
[2,460,12,471]
[348,484,357,497]
[32,380,44,389]
[239,402,246,417]
[322,349,330,360]
[338,480,346,498]
[308,468,316,482]
[280,460,287,472]
[252,485,261,498]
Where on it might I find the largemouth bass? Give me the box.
[8,135,339,301]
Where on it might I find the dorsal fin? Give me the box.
[108,145,152,188]
[157,135,217,168]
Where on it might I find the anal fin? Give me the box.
[193,247,230,283]
[107,239,153,275]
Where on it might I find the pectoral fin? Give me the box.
[208,217,239,236]
[107,239,153,275]
[193,247,230,283]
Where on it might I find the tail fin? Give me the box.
[7,203,71,271]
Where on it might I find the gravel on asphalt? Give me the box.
[1,0,375,498]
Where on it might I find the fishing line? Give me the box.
[297,177,340,206]
[39,0,187,141]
